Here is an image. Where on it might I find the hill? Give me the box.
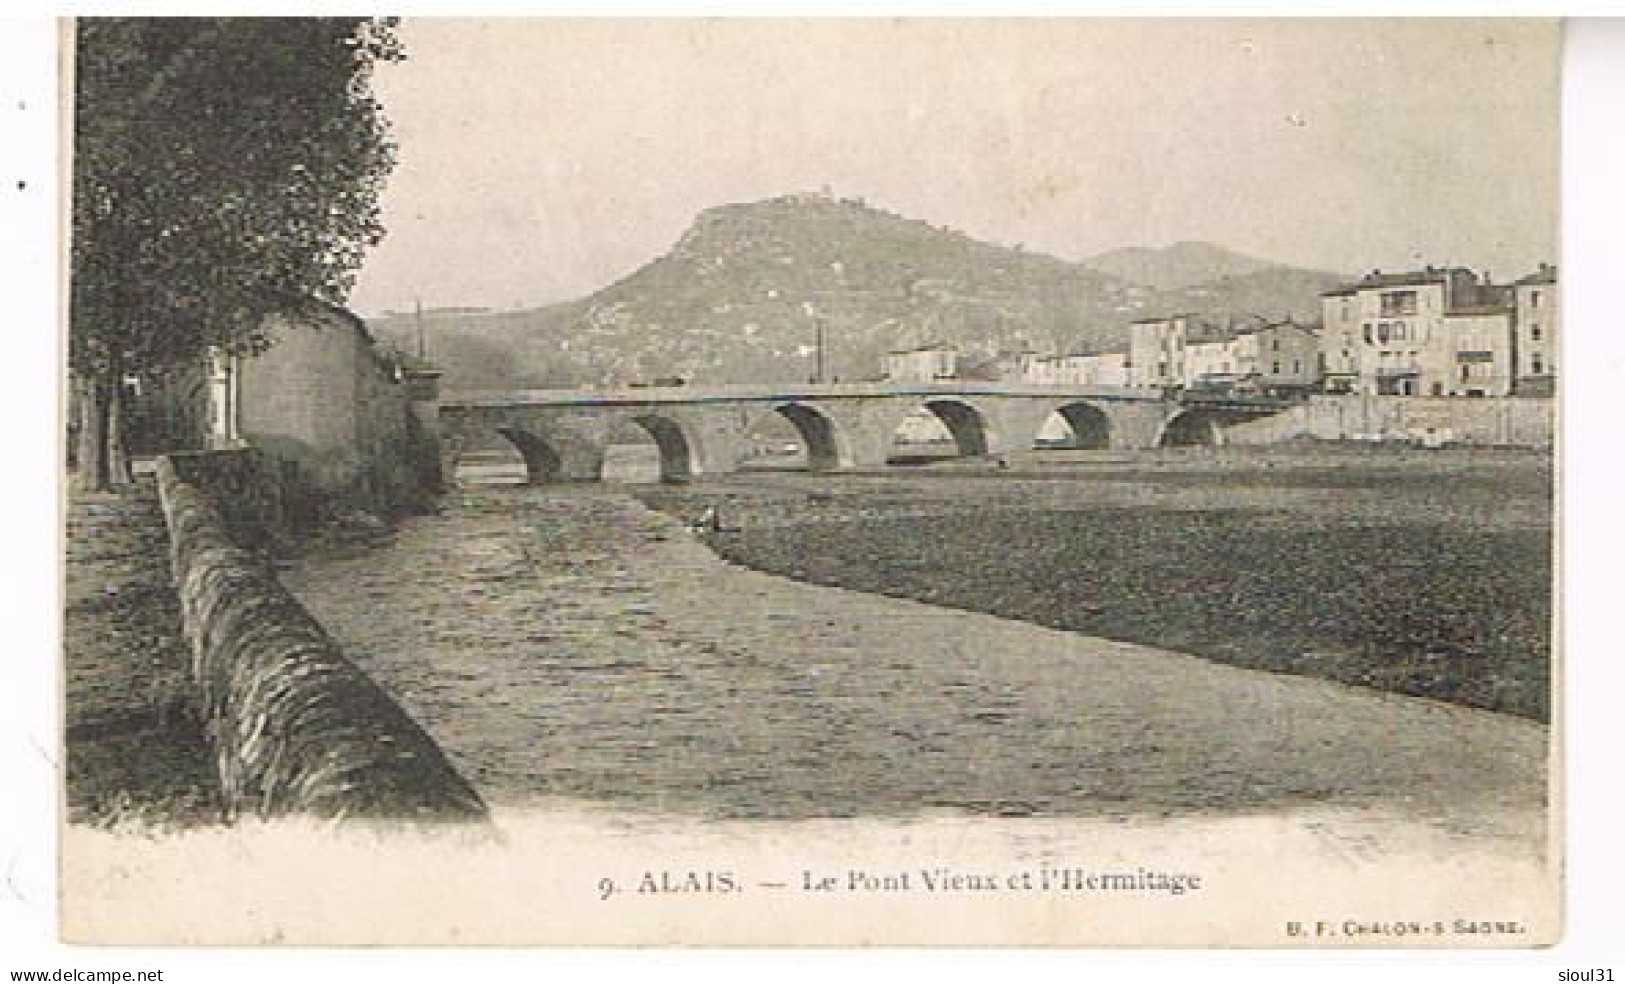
[368,195,1348,388]
[1081,241,1285,291]
[1138,266,1350,326]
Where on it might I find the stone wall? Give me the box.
[1221,396,1553,448]
[1301,395,1554,447]
[164,448,288,550]
[237,306,440,520]
[1219,405,1311,445]
[154,454,488,824]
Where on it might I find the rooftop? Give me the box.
[1321,266,1479,296]
[1514,263,1558,286]
[886,341,956,355]
[1128,312,1201,325]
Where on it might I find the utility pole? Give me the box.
[414,297,427,360]
[816,317,826,384]
[804,300,826,383]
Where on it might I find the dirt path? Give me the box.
[285,487,1548,849]
[63,481,220,827]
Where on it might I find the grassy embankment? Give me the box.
[641,445,1554,721]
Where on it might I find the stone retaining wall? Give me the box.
[164,448,285,549]
[1221,396,1554,448]
[1301,395,1554,447]
[154,454,488,824]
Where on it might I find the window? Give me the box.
[1272,361,1281,374]
[1461,364,1470,382]
[1380,290,1419,317]
[1293,359,1302,374]
[1531,290,1541,309]
[1532,353,1544,375]
[1530,323,1542,342]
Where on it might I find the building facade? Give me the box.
[1128,315,1195,389]
[1021,351,1130,386]
[1513,264,1559,396]
[1244,320,1322,393]
[1317,268,1515,397]
[1174,319,1321,394]
[1182,331,1237,389]
[1318,287,1362,394]
[206,303,444,515]
[884,343,959,382]
[1444,308,1516,397]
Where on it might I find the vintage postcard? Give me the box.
[59,17,1559,945]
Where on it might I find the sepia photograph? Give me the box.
[45,15,1568,948]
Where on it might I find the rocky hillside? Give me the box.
[1081,240,1282,291]
[369,195,1346,390]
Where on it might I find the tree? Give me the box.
[69,18,404,490]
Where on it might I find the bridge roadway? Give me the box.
[435,380,1280,484]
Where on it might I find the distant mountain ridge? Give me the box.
[368,194,1348,389]
[1081,241,1284,291]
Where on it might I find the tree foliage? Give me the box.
[69,17,405,484]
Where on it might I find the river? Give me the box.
[280,457,1548,842]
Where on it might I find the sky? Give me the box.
[348,18,1560,316]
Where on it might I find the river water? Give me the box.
[280,464,1547,839]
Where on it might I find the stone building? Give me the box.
[1444,307,1517,397]
[1318,288,1363,394]
[1317,267,1515,397]
[203,302,444,516]
[1239,320,1322,394]
[1081,351,1130,387]
[1021,351,1129,386]
[1128,315,1197,389]
[1182,325,1238,390]
[993,348,1044,382]
[1513,264,1559,396]
[883,342,959,382]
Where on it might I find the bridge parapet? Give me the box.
[440,380,1162,410]
[433,383,1295,484]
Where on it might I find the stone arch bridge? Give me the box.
[436,382,1280,484]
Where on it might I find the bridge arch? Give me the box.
[1158,408,1225,448]
[922,398,991,457]
[771,401,849,471]
[439,408,610,485]
[629,413,700,483]
[495,426,565,483]
[885,398,995,462]
[1040,401,1112,450]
